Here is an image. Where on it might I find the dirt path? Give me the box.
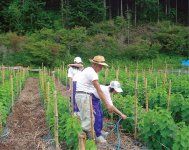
[0,78,54,150]
[54,79,70,98]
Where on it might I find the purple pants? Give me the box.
[73,81,79,112]
[92,94,104,137]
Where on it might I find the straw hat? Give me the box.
[89,55,108,67]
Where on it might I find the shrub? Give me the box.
[155,23,189,55]
[173,122,189,150]
[125,40,160,59]
[79,34,124,58]
[139,109,176,149]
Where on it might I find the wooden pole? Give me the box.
[54,90,59,150]
[0,108,2,132]
[134,69,138,139]
[163,71,167,89]
[78,132,86,150]
[10,75,14,111]
[16,72,19,96]
[43,68,47,105]
[104,68,108,84]
[89,96,95,140]
[144,78,148,112]
[2,67,5,86]
[115,67,119,81]
[125,65,128,74]
[52,72,56,89]
[178,69,181,76]
[47,82,50,113]
[19,69,22,94]
[167,80,171,111]
[62,61,65,74]
[110,93,114,122]
[155,76,158,89]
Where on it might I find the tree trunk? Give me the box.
[176,0,177,23]
[117,0,119,16]
[157,0,159,23]
[120,0,123,17]
[127,2,130,44]
[168,0,170,15]
[104,0,106,20]
[61,0,64,26]
[187,0,189,25]
[134,0,137,26]
[165,0,168,15]
[109,0,112,19]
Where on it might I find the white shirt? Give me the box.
[76,67,98,93]
[92,85,113,106]
[68,67,81,79]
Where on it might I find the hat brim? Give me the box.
[89,59,109,67]
[114,88,123,93]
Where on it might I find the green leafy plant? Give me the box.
[139,109,176,149]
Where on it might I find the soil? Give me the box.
[96,119,148,150]
[0,78,54,150]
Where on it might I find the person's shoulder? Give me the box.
[100,85,109,91]
[83,67,94,72]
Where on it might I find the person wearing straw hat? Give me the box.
[92,81,127,143]
[67,57,84,115]
[75,55,114,138]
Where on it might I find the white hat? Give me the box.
[74,57,82,63]
[110,81,123,93]
[89,55,108,67]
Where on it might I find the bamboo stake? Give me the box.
[110,93,113,122]
[16,72,19,96]
[115,67,120,81]
[65,72,68,87]
[125,66,128,74]
[43,68,47,105]
[54,90,59,150]
[104,68,108,84]
[134,69,138,139]
[151,60,154,72]
[19,69,22,94]
[167,80,171,111]
[52,72,56,89]
[163,71,167,89]
[89,95,95,140]
[0,108,2,132]
[155,76,158,88]
[178,69,181,76]
[144,78,148,112]
[10,75,14,111]
[62,62,65,74]
[2,67,4,86]
[57,68,60,83]
[78,132,86,150]
[47,82,50,113]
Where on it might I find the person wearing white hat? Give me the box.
[92,81,127,143]
[75,55,114,137]
[67,56,83,114]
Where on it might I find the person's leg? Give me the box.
[73,81,79,113]
[75,93,91,131]
[92,94,103,137]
